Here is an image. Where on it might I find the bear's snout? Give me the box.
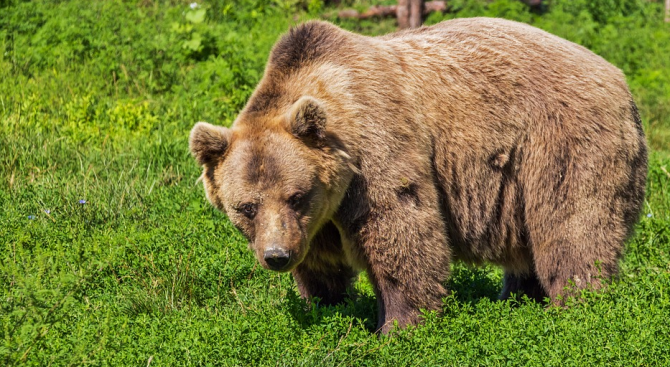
[263,247,291,271]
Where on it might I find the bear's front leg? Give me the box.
[350,186,451,334]
[291,222,357,306]
[292,263,356,306]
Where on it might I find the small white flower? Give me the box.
[647,213,652,218]
[190,2,198,9]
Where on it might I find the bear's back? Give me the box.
[372,17,634,145]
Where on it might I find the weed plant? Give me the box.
[1,0,669,365]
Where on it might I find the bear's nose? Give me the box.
[263,248,291,271]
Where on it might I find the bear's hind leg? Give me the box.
[525,190,626,303]
[531,237,620,304]
[524,173,633,303]
[525,195,625,303]
[521,121,644,304]
[500,271,548,303]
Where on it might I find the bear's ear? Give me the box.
[189,122,232,166]
[287,96,327,142]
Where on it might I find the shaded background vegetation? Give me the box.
[1,0,669,365]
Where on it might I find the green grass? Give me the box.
[1,0,669,365]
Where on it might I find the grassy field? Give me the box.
[1,0,669,365]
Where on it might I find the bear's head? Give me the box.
[189,96,355,272]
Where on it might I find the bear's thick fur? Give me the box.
[190,18,647,333]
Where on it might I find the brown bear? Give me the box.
[189,18,647,334]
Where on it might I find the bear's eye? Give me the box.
[237,202,257,219]
[288,192,305,210]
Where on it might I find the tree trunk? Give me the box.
[665,0,670,23]
[337,0,542,25]
[409,0,424,28]
[397,0,410,29]
[336,1,446,21]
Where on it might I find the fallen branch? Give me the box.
[521,0,543,7]
[336,1,447,20]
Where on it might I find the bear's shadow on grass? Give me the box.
[285,264,503,332]
[447,264,504,304]
[285,288,380,331]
